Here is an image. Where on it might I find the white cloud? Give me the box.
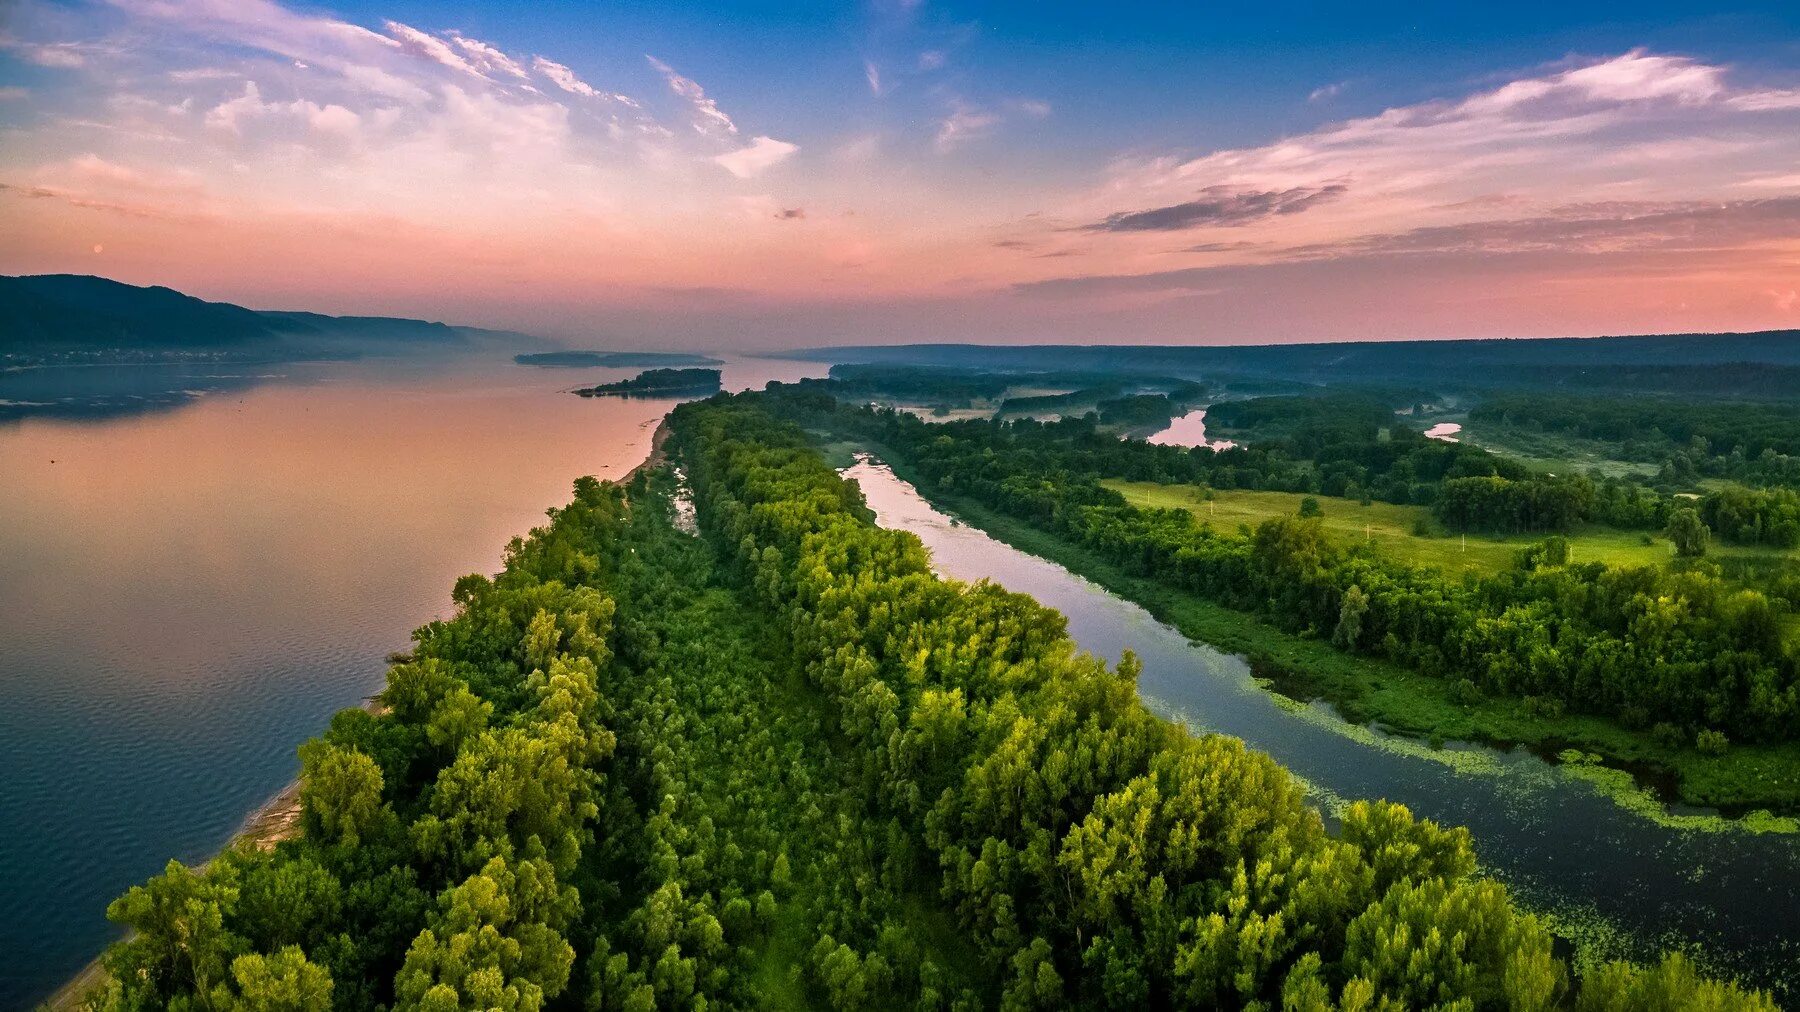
[714,136,798,177]
[646,54,738,134]
[447,32,527,80]
[1308,81,1345,103]
[865,59,883,96]
[384,21,484,79]
[203,80,360,138]
[535,55,598,98]
[918,50,945,71]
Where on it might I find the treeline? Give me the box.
[758,389,1800,745]
[1471,393,1800,460]
[1095,392,1177,428]
[575,367,722,397]
[1503,363,1800,401]
[1430,474,1652,534]
[672,392,1772,1009]
[1702,487,1800,549]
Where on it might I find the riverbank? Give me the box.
[843,439,1800,824]
[39,779,310,1010]
[41,691,385,1012]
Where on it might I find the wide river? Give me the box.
[0,354,821,1008]
[844,455,1800,1003]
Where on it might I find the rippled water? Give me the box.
[0,354,819,1008]
[844,455,1800,1001]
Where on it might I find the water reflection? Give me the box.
[1147,406,1236,450]
[0,354,821,1007]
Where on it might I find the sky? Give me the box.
[3,0,1799,350]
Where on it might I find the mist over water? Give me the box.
[0,354,821,1007]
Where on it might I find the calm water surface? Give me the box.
[0,354,818,1007]
[844,455,1800,1002]
[1148,406,1236,449]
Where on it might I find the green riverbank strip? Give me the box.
[824,437,1800,833]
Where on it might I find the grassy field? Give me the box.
[1105,481,1797,577]
[1451,420,1662,479]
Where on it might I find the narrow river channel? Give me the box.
[843,454,1800,1001]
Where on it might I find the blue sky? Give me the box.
[4,1,1799,348]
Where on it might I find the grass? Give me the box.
[846,452,1800,818]
[1454,420,1662,479]
[1105,481,1799,579]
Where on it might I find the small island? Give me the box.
[516,350,723,368]
[573,367,723,397]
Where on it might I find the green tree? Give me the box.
[1665,507,1709,558]
[298,741,388,849]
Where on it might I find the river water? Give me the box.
[0,354,820,1008]
[843,455,1800,1001]
[1148,406,1236,450]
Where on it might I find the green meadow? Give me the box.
[1104,481,1798,578]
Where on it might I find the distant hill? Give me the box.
[1,275,533,362]
[516,351,723,368]
[784,330,1800,391]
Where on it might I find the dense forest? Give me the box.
[752,389,1800,749]
[1470,393,1800,460]
[81,392,1775,1010]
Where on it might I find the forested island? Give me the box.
[517,352,723,368]
[573,367,723,397]
[77,389,1774,1010]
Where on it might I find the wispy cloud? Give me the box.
[383,21,484,79]
[531,55,636,106]
[935,100,999,150]
[1088,184,1348,232]
[646,55,737,135]
[447,32,528,80]
[864,59,883,96]
[0,36,90,68]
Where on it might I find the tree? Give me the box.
[298,741,388,849]
[103,859,246,1007]
[1334,585,1369,651]
[1665,507,1709,558]
[227,947,335,1011]
[1298,497,1323,518]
